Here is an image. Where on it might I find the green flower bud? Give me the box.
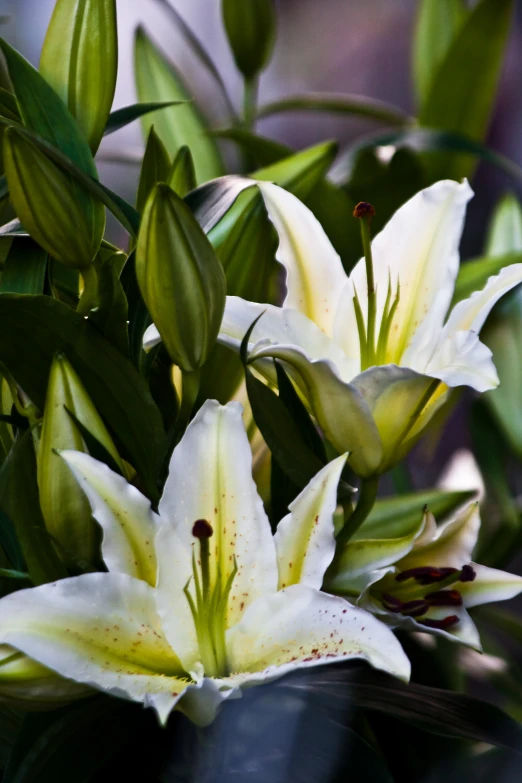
[37,354,123,571]
[168,146,196,198]
[39,0,118,154]
[0,644,91,709]
[3,127,105,269]
[222,0,276,80]
[137,183,226,371]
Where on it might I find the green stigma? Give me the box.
[183,520,237,678]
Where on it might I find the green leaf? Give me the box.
[419,0,514,180]
[136,126,171,215]
[134,27,224,184]
[258,92,411,126]
[413,0,467,108]
[0,39,96,176]
[0,238,46,295]
[119,252,151,373]
[89,247,129,356]
[39,0,118,153]
[332,127,522,188]
[222,0,276,80]
[0,510,24,572]
[0,432,67,585]
[0,295,164,500]
[3,697,144,783]
[197,141,337,243]
[485,192,522,256]
[104,101,186,137]
[359,488,475,540]
[288,667,522,752]
[151,0,237,121]
[0,88,20,123]
[0,708,22,772]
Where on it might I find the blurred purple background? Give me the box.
[2,0,522,259]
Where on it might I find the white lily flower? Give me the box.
[146,179,522,477]
[326,502,522,650]
[0,401,409,726]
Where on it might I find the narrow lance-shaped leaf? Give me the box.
[0,294,164,501]
[39,0,118,153]
[413,0,467,108]
[419,0,514,181]
[134,27,224,184]
[0,237,46,295]
[482,194,522,460]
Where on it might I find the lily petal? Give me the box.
[256,182,348,336]
[154,525,201,677]
[362,594,482,651]
[226,583,410,682]
[159,400,278,628]
[349,180,473,365]
[249,343,383,477]
[426,264,522,391]
[398,502,480,570]
[350,365,445,471]
[326,524,424,593]
[274,454,348,590]
[143,323,162,352]
[62,451,160,587]
[459,563,522,608]
[0,573,188,725]
[219,298,358,383]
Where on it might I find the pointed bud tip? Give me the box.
[353,202,376,220]
[192,519,213,539]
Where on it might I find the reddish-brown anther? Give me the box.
[425,589,463,607]
[395,566,459,585]
[353,201,376,220]
[192,519,214,539]
[420,615,460,630]
[459,564,476,582]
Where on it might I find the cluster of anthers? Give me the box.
[380,564,476,631]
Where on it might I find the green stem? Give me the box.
[173,366,201,444]
[359,218,376,367]
[243,75,259,132]
[77,265,99,316]
[335,475,380,550]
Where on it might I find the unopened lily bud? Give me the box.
[137,183,226,371]
[169,146,196,197]
[0,644,91,709]
[3,127,105,269]
[39,0,118,153]
[37,354,123,570]
[222,0,276,80]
